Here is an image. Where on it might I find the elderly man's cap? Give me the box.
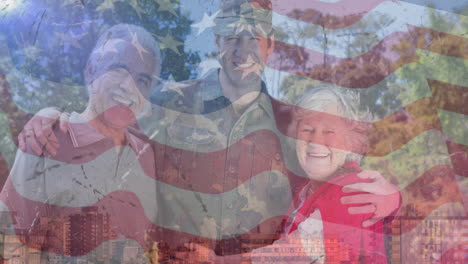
[213,0,273,37]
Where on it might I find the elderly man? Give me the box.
[17,0,400,262]
[1,24,161,263]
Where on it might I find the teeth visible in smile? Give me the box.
[234,62,255,68]
[112,95,133,106]
[307,153,329,158]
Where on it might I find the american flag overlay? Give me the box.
[0,0,466,263]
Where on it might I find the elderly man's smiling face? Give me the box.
[88,40,157,129]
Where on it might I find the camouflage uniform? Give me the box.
[135,0,306,258]
[138,69,304,256]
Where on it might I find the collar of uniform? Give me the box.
[67,112,146,153]
[200,69,224,102]
[201,69,273,118]
[253,89,274,119]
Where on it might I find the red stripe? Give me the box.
[397,165,464,233]
[0,154,9,191]
[2,178,286,257]
[407,26,468,60]
[1,164,462,258]
[253,0,390,29]
[428,79,468,115]
[2,179,149,256]
[427,79,468,177]
[446,141,468,178]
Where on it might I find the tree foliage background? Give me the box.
[0,1,466,197]
[276,5,467,214]
[0,0,201,183]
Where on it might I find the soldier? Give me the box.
[143,1,400,260]
[17,0,401,262]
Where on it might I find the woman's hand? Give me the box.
[340,170,401,227]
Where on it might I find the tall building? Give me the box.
[1,228,44,264]
[1,207,120,263]
[389,216,467,263]
[68,206,114,262]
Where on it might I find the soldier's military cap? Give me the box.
[213,0,273,37]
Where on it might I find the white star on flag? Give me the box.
[160,74,189,96]
[92,38,125,58]
[96,0,122,13]
[63,0,85,7]
[128,0,145,19]
[156,33,183,55]
[227,19,256,36]
[156,0,178,16]
[55,32,87,49]
[191,10,220,36]
[130,31,149,61]
[21,45,42,60]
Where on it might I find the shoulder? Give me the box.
[150,79,206,114]
[6,146,47,202]
[11,146,44,175]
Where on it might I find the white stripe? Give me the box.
[8,149,293,239]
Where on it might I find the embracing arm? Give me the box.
[341,170,401,227]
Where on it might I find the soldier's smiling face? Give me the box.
[215,33,273,89]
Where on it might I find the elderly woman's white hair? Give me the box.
[293,84,372,163]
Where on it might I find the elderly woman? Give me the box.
[232,86,391,264]
[177,85,394,264]
[276,86,388,263]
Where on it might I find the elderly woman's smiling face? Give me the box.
[295,103,350,181]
